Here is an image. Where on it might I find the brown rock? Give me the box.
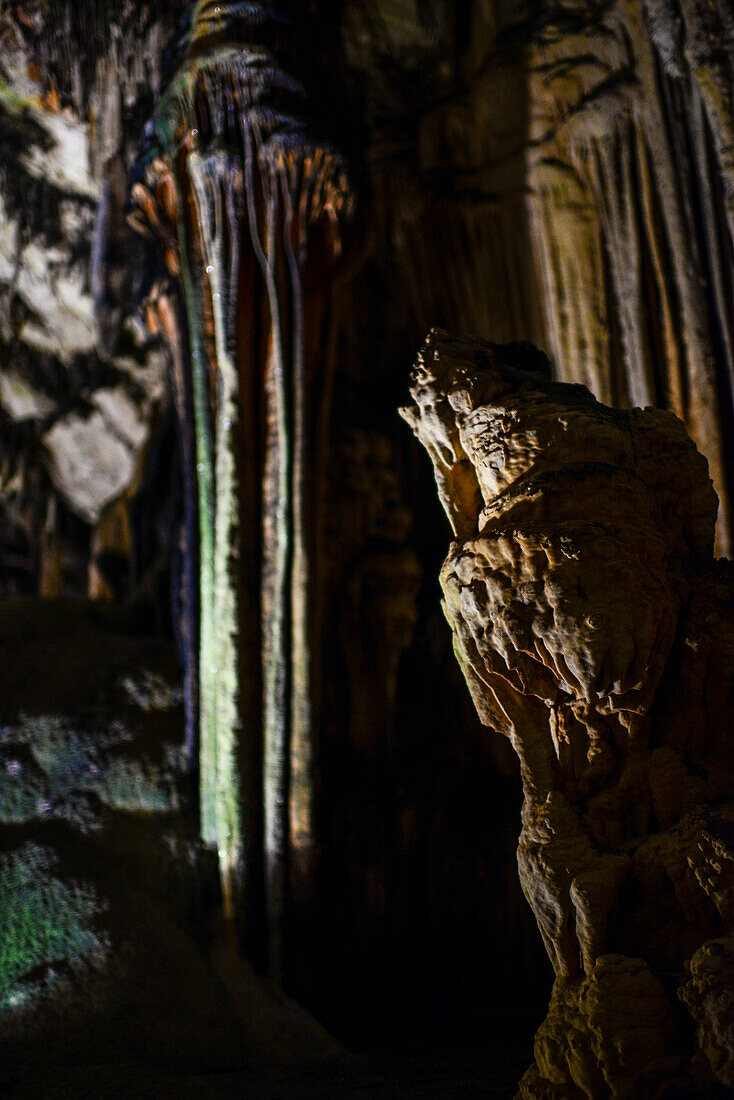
[401,328,734,1095]
[681,936,734,1088]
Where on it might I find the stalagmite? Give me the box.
[402,329,734,1097]
[129,0,355,975]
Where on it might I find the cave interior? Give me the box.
[1,2,734,1098]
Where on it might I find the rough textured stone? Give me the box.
[0,1,177,590]
[402,328,734,1096]
[680,936,734,1088]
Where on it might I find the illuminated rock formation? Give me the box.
[402,329,734,1097]
[129,0,356,973]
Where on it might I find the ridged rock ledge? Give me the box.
[401,329,734,1099]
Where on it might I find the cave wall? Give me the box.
[0,0,732,1058]
[2,2,733,577]
[347,0,734,553]
[525,0,734,557]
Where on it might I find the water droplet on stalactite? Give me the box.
[213,292,221,300]
[197,463,205,473]
[206,265,214,274]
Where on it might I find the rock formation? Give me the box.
[128,0,358,975]
[0,0,183,596]
[402,329,734,1097]
[0,1,430,1027]
[352,0,734,556]
[3,0,734,1063]
[523,0,734,557]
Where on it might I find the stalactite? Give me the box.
[129,0,355,975]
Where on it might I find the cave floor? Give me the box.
[8,1056,519,1099]
[0,598,525,1099]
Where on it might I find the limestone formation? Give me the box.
[351,0,734,556]
[129,0,357,973]
[1,0,733,1058]
[523,0,734,558]
[402,329,734,1097]
[0,1,174,582]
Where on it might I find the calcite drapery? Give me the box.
[402,329,734,1097]
[348,0,734,557]
[523,0,734,557]
[129,0,355,974]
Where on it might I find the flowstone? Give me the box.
[401,329,734,1098]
